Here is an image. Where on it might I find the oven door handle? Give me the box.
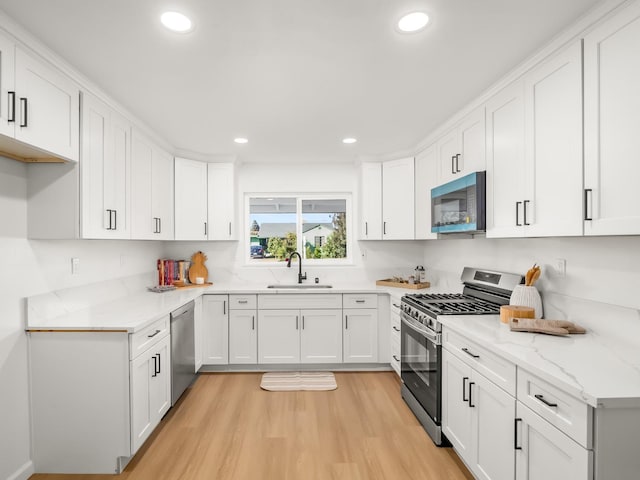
[401,313,440,343]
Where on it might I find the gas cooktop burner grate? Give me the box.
[403,293,502,316]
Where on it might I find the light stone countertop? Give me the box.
[439,315,640,409]
[26,280,423,333]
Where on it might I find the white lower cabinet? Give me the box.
[130,335,171,453]
[258,309,342,364]
[442,349,515,480]
[28,316,171,474]
[515,401,591,480]
[389,298,401,375]
[202,295,229,365]
[228,294,257,364]
[343,308,378,363]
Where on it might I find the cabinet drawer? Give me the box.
[130,316,169,360]
[343,294,377,309]
[229,294,257,310]
[517,368,592,448]
[390,309,400,330]
[443,328,516,396]
[258,294,342,310]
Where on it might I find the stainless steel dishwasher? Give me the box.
[170,301,197,405]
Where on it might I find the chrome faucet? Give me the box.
[287,251,307,284]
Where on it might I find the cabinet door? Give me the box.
[258,309,300,363]
[459,106,486,176]
[516,402,592,480]
[300,309,342,363]
[359,162,382,239]
[202,295,229,365]
[229,310,257,364]
[472,371,516,480]
[130,348,154,453]
[442,349,473,462]
[174,157,208,240]
[437,128,459,184]
[414,145,438,239]
[343,309,378,363]
[80,92,131,239]
[382,157,415,240]
[14,47,79,162]
[486,80,526,238]
[149,336,171,422]
[0,32,15,138]
[152,147,174,240]
[130,131,154,239]
[207,163,235,240]
[584,1,640,236]
[524,41,583,237]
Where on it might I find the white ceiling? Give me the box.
[0,0,602,164]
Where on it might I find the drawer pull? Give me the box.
[392,355,400,362]
[462,347,480,359]
[534,394,558,408]
[355,299,365,303]
[147,329,161,338]
[392,303,401,308]
[238,300,248,304]
[392,326,400,332]
[514,418,522,450]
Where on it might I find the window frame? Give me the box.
[244,193,353,266]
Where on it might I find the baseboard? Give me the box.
[7,460,34,480]
[198,363,394,373]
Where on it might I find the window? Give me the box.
[247,195,350,264]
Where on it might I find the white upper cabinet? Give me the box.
[382,156,415,240]
[359,162,383,240]
[584,0,640,236]
[523,41,583,237]
[81,91,131,239]
[13,47,79,162]
[487,41,583,238]
[0,31,15,139]
[131,130,174,240]
[438,106,486,184]
[0,30,79,162]
[486,80,526,238]
[207,163,236,240]
[414,144,438,239]
[174,157,208,240]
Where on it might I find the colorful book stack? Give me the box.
[157,259,190,286]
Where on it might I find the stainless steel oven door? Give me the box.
[400,312,442,425]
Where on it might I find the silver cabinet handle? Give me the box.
[229,222,232,235]
[345,315,348,329]
[19,97,27,127]
[252,315,255,330]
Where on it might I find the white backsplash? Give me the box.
[422,235,640,348]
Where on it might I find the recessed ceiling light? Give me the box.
[160,11,193,33]
[397,12,430,33]
[234,137,249,144]
[342,138,357,144]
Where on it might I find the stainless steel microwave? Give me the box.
[431,171,486,234]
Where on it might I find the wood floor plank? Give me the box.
[30,372,473,480]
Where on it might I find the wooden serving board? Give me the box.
[174,282,213,289]
[188,251,208,283]
[376,279,430,289]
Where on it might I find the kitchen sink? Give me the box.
[266,284,333,289]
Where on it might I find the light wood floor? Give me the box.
[31,372,473,480]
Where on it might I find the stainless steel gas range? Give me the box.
[400,267,523,445]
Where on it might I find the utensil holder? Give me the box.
[510,285,543,318]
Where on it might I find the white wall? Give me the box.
[0,157,163,480]
[163,162,427,285]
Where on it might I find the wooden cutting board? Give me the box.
[188,251,208,283]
